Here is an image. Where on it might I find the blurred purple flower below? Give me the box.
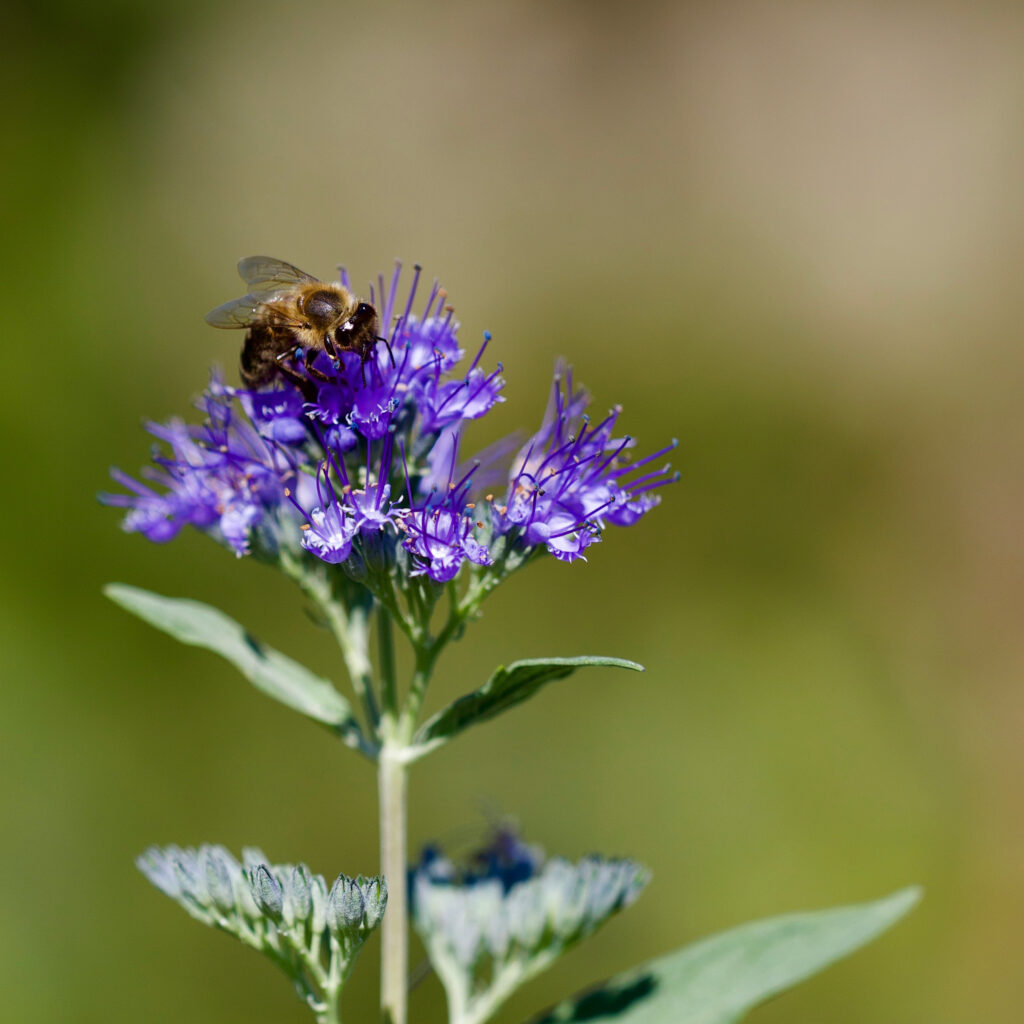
[102,262,676,583]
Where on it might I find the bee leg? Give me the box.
[377,335,397,368]
[273,347,317,398]
[303,348,334,383]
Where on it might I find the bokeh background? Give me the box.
[3,0,1023,1021]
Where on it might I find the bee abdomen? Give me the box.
[240,324,284,388]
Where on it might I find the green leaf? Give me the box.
[533,886,921,1023]
[105,583,373,757]
[412,656,643,755]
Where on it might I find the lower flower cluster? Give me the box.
[137,844,386,1019]
[411,828,649,1024]
[103,262,675,590]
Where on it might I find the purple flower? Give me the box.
[104,263,671,579]
[102,470,193,543]
[102,383,288,557]
[401,505,493,583]
[397,434,493,583]
[329,432,404,536]
[289,466,358,565]
[492,368,677,562]
[240,388,307,445]
[298,267,503,446]
[415,334,505,433]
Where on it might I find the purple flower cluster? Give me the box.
[494,369,678,563]
[102,385,288,556]
[104,262,675,583]
[411,826,649,984]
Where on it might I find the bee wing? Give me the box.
[237,255,318,293]
[204,293,265,329]
[207,256,318,328]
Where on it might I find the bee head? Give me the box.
[336,302,379,341]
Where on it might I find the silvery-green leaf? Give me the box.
[413,656,643,754]
[105,583,372,756]
[532,887,921,1023]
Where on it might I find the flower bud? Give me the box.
[136,846,181,900]
[328,875,364,933]
[241,847,270,869]
[203,846,236,913]
[310,874,328,935]
[172,853,205,905]
[250,865,284,922]
[284,864,313,927]
[362,530,396,574]
[361,875,388,930]
[341,547,368,582]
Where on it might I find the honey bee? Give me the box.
[205,256,387,390]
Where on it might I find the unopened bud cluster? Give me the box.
[137,844,386,1011]
[411,831,648,1021]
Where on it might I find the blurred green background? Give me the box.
[3,0,1023,1020]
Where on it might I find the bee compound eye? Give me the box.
[355,302,374,317]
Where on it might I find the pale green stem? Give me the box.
[280,552,380,731]
[444,951,558,1024]
[321,965,342,1024]
[401,649,434,744]
[316,587,379,730]
[378,744,408,1024]
[377,604,398,717]
[323,993,341,1024]
[400,584,464,738]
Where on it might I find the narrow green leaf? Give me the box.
[105,583,372,756]
[413,656,643,753]
[533,886,921,1023]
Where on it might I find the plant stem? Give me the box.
[323,985,342,1024]
[379,743,408,1024]
[378,604,398,717]
[280,552,380,731]
[319,590,379,730]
